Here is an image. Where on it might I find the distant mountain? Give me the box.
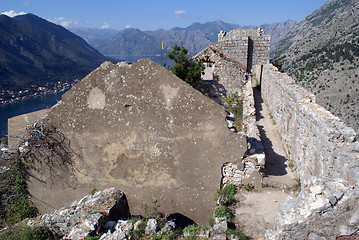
[97,20,296,59]
[69,27,119,49]
[271,0,359,133]
[0,13,108,91]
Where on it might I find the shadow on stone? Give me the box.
[198,80,227,104]
[168,213,196,229]
[257,125,288,176]
[253,87,264,121]
[253,87,288,176]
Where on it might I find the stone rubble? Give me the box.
[27,188,130,239]
[266,177,359,239]
[23,188,246,240]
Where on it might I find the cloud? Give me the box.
[101,23,110,29]
[48,17,79,28]
[125,25,132,29]
[2,10,26,17]
[23,2,30,6]
[174,10,186,18]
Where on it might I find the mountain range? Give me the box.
[0,13,108,92]
[71,20,296,59]
[271,0,359,134]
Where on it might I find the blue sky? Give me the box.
[1,0,327,30]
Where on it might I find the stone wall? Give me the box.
[258,63,358,184]
[194,47,265,189]
[27,59,247,226]
[214,29,270,71]
[258,63,359,239]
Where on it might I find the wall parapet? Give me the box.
[259,64,358,184]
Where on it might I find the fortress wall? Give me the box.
[212,38,249,68]
[251,36,270,66]
[214,29,270,71]
[259,63,359,184]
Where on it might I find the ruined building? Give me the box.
[22,59,247,226]
[7,28,358,239]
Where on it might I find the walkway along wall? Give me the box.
[257,64,358,183]
[256,64,359,239]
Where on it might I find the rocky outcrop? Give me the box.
[27,188,130,239]
[28,58,247,225]
[24,188,243,240]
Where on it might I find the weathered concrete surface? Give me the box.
[7,109,48,146]
[28,59,247,225]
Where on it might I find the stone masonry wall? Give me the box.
[251,37,270,66]
[258,63,359,239]
[212,37,248,70]
[259,63,359,183]
[215,29,270,71]
[193,47,265,189]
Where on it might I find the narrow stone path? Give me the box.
[253,87,295,187]
[233,87,296,239]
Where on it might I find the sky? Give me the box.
[1,0,328,31]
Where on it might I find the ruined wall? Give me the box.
[214,29,270,71]
[259,64,358,183]
[28,59,247,226]
[258,63,359,239]
[193,47,265,189]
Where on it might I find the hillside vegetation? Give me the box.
[271,0,359,134]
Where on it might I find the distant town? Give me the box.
[0,79,80,105]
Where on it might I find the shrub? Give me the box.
[144,199,162,221]
[1,224,52,240]
[213,206,232,219]
[183,224,206,240]
[243,183,254,192]
[216,184,236,205]
[222,93,244,131]
[89,188,99,195]
[1,137,8,147]
[1,156,38,226]
[292,178,301,193]
[84,233,104,240]
[166,42,205,88]
[287,160,294,169]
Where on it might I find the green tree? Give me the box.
[166,42,205,88]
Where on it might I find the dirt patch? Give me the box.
[233,189,291,239]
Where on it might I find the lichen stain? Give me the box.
[87,87,106,109]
